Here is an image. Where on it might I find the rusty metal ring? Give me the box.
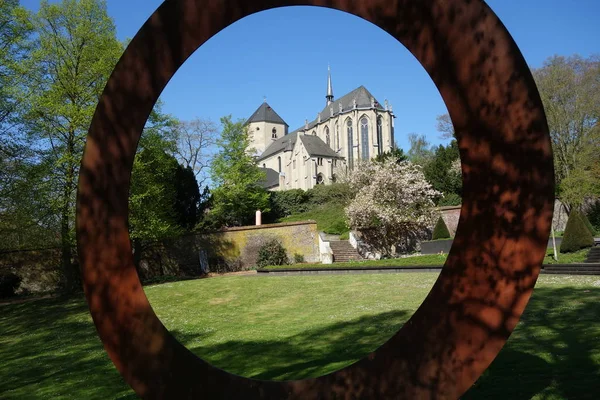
[76,0,554,398]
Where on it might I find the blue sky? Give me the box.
[21,0,600,151]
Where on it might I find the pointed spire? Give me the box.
[326,64,334,106]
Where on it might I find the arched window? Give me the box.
[377,117,383,155]
[272,127,277,139]
[262,163,266,168]
[361,117,369,160]
[312,130,316,136]
[316,173,325,185]
[346,118,354,170]
[335,122,339,150]
[277,156,282,172]
[325,126,330,147]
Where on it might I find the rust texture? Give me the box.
[76,0,554,398]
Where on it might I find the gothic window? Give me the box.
[325,126,330,147]
[277,156,282,172]
[312,130,316,136]
[272,127,277,139]
[346,119,354,170]
[317,158,323,166]
[335,123,339,149]
[377,117,383,155]
[262,163,266,168]
[361,117,369,160]
[316,173,325,185]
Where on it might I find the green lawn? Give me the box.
[261,248,591,270]
[1,273,599,399]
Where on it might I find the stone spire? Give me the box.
[326,65,334,106]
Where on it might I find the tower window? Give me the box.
[272,127,277,138]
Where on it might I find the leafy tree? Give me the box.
[209,116,270,227]
[432,216,451,240]
[19,0,123,291]
[533,55,600,210]
[560,210,594,253]
[374,147,408,163]
[423,140,462,203]
[345,159,440,257]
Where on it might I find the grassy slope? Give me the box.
[279,203,348,235]
[1,274,600,399]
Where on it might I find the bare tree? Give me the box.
[435,113,455,140]
[174,117,218,187]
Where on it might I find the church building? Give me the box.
[245,68,396,191]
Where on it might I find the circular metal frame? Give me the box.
[76,0,554,398]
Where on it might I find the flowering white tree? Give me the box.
[345,158,440,257]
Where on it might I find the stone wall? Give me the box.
[0,248,64,294]
[140,221,319,276]
[438,201,571,238]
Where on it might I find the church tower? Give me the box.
[326,65,334,106]
[245,100,289,156]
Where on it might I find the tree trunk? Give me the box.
[60,135,78,293]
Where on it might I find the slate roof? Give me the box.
[300,135,342,158]
[256,133,298,162]
[258,167,280,189]
[289,86,387,134]
[245,102,288,126]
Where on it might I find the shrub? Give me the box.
[587,200,600,234]
[256,239,289,267]
[580,210,596,235]
[307,182,352,206]
[432,217,451,240]
[0,272,21,298]
[560,210,594,253]
[269,189,310,219]
[293,253,305,264]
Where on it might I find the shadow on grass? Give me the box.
[174,309,412,381]
[463,286,600,399]
[1,286,599,398]
[0,295,132,399]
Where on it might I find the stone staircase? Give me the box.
[329,240,361,263]
[585,245,600,263]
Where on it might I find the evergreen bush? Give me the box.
[432,217,451,240]
[560,210,594,253]
[256,239,289,267]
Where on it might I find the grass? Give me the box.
[280,203,349,235]
[543,247,590,264]
[263,254,448,269]
[1,273,600,399]
[262,247,591,270]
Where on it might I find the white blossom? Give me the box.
[345,158,441,256]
